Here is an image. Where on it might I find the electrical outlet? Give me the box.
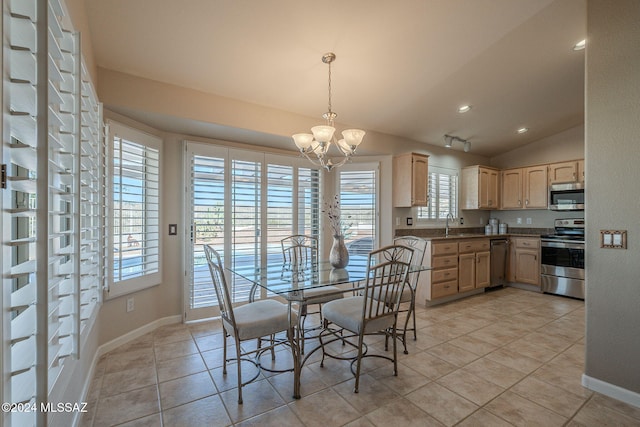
[526,218,532,225]
[517,217,522,225]
[479,217,484,225]
[127,297,135,313]
[460,217,464,225]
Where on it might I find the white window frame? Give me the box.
[106,121,163,299]
[417,165,459,222]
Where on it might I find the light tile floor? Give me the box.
[79,288,640,426]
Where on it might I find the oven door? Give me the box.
[541,240,584,280]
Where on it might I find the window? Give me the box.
[338,164,379,255]
[108,121,162,298]
[418,166,458,220]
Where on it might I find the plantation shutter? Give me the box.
[190,154,226,308]
[111,130,160,287]
[266,164,294,265]
[338,166,378,254]
[230,158,261,302]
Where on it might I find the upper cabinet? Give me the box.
[393,153,429,207]
[501,166,548,209]
[461,166,500,210]
[501,168,523,209]
[523,165,548,208]
[548,160,581,184]
[577,159,585,184]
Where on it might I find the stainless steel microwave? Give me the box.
[549,182,584,211]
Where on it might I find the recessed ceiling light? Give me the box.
[573,39,586,50]
[516,127,529,134]
[458,105,472,113]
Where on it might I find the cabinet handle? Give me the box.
[444,285,450,289]
[518,200,522,206]
[444,272,450,276]
[525,199,529,206]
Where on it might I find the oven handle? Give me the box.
[541,240,585,250]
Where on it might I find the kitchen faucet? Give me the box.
[445,213,455,237]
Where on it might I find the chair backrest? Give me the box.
[361,244,414,323]
[204,245,236,329]
[393,236,427,287]
[281,235,318,269]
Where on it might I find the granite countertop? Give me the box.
[396,227,552,241]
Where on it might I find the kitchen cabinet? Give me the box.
[458,239,491,292]
[501,168,523,209]
[523,165,548,208]
[500,166,547,209]
[393,152,429,207]
[548,160,580,184]
[418,241,458,302]
[577,159,585,184]
[461,166,500,210]
[509,237,540,287]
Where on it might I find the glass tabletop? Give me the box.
[227,255,429,300]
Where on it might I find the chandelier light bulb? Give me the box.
[292,133,314,150]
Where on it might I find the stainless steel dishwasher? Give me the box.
[490,239,509,287]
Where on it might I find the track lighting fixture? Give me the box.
[443,134,471,152]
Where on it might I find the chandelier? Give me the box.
[292,53,365,171]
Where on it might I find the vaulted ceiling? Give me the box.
[84,0,586,157]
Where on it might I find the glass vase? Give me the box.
[330,235,349,269]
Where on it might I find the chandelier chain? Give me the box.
[327,60,332,118]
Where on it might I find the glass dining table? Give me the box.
[227,255,429,399]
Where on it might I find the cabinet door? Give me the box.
[577,160,585,184]
[412,154,429,206]
[549,161,578,184]
[524,166,548,209]
[479,168,499,208]
[475,251,491,288]
[515,249,540,286]
[488,170,499,209]
[501,169,523,209]
[458,253,475,292]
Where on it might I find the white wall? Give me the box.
[583,0,640,405]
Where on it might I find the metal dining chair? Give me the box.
[318,244,413,393]
[281,235,344,335]
[204,245,296,404]
[391,235,427,353]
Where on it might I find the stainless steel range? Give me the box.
[541,218,585,299]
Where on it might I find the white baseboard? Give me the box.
[97,314,183,356]
[582,374,640,409]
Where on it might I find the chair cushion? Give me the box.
[225,299,297,341]
[322,296,395,334]
[304,286,344,304]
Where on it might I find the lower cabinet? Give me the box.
[508,237,540,286]
[418,241,459,302]
[417,238,490,304]
[458,240,491,292]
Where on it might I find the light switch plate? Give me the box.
[601,230,627,249]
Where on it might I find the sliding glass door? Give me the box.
[184,143,320,321]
